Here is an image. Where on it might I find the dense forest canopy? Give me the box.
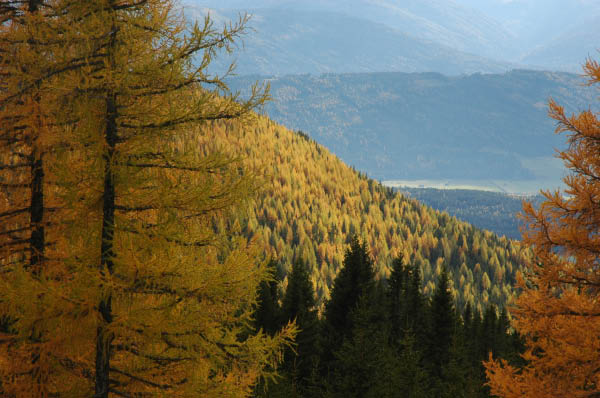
[193,117,531,314]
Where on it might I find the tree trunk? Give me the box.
[29,147,44,273]
[95,90,117,398]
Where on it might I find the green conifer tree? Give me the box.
[387,257,407,343]
[329,295,402,398]
[255,259,282,336]
[279,258,320,395]
[321,236,376,368]
[395,333,430,398]
[441,330,479,398]
[427,267,456,380]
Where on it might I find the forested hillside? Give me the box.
[193,117,530,314]
[399,188,545,240]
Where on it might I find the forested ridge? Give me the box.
[399,188,546,240]
[194,117,530,314]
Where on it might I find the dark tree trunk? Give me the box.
[28,0,39,12]
[94,4,118,394]
[95,86,117,397]
[29,148,44,273]
[93,0,120,370]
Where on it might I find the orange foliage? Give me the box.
[485,59,600,398]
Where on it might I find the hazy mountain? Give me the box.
[455,0,600,69]
[184,0,600,74]
[186,0,515,60]
[183,6,514,76]
[520,15,600,72]
[227,70,596,186]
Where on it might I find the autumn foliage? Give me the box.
[195,117,530,313]
[485,59,600,398]
[0,1,293,397]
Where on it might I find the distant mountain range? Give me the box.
[184,6,515,76]
[226,70,596,187]
[520,15,600,71]
[183,0,600,75]
[456,0,600,57]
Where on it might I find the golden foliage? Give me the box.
[485,58,600,398]
[0,1,294,396]
[193,116,530,313]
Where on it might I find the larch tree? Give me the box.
[0,0,47,270]
[0,2,84,394]
[485,59,600,398]
[0,0,294,397]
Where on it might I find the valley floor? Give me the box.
[383,178,564,195]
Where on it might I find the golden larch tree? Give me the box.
[485,59,600,398]
[0,2,82,395]
[0,0,294,397]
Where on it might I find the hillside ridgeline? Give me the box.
[193,116,530,314]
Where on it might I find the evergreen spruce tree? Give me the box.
[387,256,407,343]
[279,257,320,396]
[426,267,456,381]
[494,307,510,358]
[387,258,426,348]
[329,294,402,398]
[255,259,282,336]
[463,302,474,341]
[321,236,376,368]
[405,263,427,341]
[395,333,430,398]
[481,305,499,360]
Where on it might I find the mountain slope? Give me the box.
[185,0,600,75]
[192,115,530,314]
[227,70,596,185]
[183,6,513,76]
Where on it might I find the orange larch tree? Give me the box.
[0,3,74,395]
[485,59,600,398]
